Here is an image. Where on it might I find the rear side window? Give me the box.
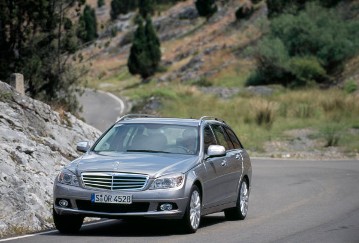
[203,125,216,153]
[211,124,234,150]
[224,127,243,149]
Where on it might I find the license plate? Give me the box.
[91,193,132,204]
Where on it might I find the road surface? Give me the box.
[2,159,359,243]
[77,90,126,132]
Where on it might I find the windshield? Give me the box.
[93,123,199,155]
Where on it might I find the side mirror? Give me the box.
[207,145,226,157]
[77,141,91,153]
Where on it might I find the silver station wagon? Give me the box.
[53,115,252,233]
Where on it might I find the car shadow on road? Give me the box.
[46,215,227,237]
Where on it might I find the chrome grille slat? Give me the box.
[81,172,148,190]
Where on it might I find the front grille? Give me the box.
[81,172,148,190]
[76,200,149,213]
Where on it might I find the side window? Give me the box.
[211,124,233,150]
[225,127,243,149]
[203,125,216,153]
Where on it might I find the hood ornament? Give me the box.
[113,161,120,171]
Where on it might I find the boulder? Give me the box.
[0,81,101,237]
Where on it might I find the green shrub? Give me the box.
[98,0,105,8]
[250,99,277,129]
[246,37,293,86]
[344,80,358,94]
[248,3,359,87]
[235,3,254,20]
[289,56,327,87]
[270,4,359,71]
[266,0,342,18]
[191,77,212,87]
[0,91,12,102]
[195,0,217,19]
[320,125,342,147]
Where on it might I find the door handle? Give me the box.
[221,160,227,166]
[236,153,243,160]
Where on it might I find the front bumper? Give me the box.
[53,183,188,219]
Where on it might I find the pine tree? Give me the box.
[110,0,121,20]
[195,0,217,19]
[127,17,161,80]
[78,5,98,42]
[98,0,105,8]
[111,0,138,20]
[0,0,86,113]
[139,0,155,18]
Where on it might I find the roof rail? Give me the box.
[199,116,226,125]
[116,114,157,122]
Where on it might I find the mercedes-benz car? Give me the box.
[53,115,252,234]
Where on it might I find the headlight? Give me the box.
[57,169,79,187]
[149,174,185,190]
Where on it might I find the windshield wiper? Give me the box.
[127,149,170,154]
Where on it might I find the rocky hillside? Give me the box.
[0,81,101,237]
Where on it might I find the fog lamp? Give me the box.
[58,199,69,207]
[160,203,173,211]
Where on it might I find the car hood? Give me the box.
[67,152,200,178]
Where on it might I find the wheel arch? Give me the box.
[193,180,203,201]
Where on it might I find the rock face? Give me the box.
[0,81,101,237]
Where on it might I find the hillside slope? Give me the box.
[0,81,101,237]
[81,0,359,159]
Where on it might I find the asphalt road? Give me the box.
[3,159,359,243]
[77,90,126,132]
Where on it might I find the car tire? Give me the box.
[224,179,249,220]
[53,208,84,234]
[181,185,201,233]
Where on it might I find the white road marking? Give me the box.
[97,90,126,118]
[0,220,115,242]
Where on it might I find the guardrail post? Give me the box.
[10,73,25,95]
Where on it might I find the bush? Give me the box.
[235,2,254,20]
[344,79,358,94]
[247,3,359,87]
[195,0,217,19]
[250,99,277,129]
[246,37,293,86]
[97,0,105,8]
[266,0,342,18]
[289,56,327,87]
[320,125,342,147]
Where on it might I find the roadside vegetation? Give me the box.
[86,65,359,157]
[1,0,358,157]
[81,0,358,157]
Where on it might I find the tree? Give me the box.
[247,3,359,87]
[195,0,217,19]
[110,0,138,20]
[0,0,86,113]
[266,0,342,18]
[144,17,161,69]
[139,0,155,18]
[78,5,98,42]
[235,2,254,20]
[128,17,161,80]
[97,0,105,8]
